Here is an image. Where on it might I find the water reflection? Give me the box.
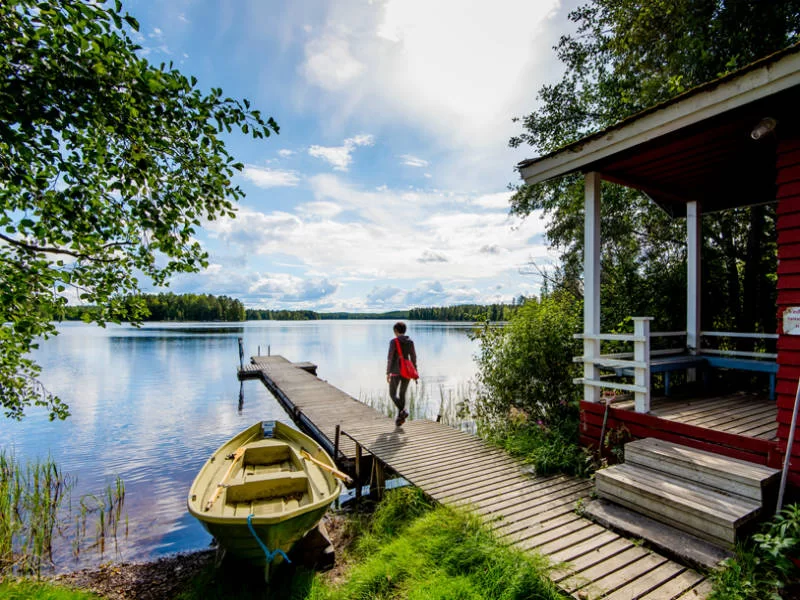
[0,320,479,570]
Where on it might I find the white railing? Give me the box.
[700,331,778,359]
[574,323,778,414]
[574,317,658,413]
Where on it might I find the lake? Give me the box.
[0,320,480,569]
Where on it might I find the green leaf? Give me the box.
[123,14,139,31]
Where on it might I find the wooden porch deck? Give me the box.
[614,392,778,441]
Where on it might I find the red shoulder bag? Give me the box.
[394,338,419,380]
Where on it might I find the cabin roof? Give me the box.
[518,43,800,216]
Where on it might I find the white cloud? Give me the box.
[241,165,300,188]
[249,274,338,302]
[400,154,429,168]
[278,149,295,158]
[308,134,375,171]
[418,250,448,263]
[295,0,566,186]
[473,192,512,210]
[297,201,343,219]
[302,34,365,91]
[207,178,549,284]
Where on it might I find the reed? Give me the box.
[74,476,126,557]
[0,451,70,576]
[0,451,127,577]
[358,379,477,430]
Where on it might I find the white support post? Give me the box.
[687,201,701,382]
[633,317,653,413]
[584,172,602,403]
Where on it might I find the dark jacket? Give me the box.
[387,335,417,377]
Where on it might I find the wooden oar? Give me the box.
[204,447,246,511]
[300,449,353,485]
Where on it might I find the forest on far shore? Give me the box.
[61,292,525,323]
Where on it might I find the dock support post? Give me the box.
[355,443,362,503]
[334,425,341,461]
[238,337,244,369]
[370,461,385,500]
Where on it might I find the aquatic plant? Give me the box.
[0,451,70,576]
[0,451,127,577]
[358,379,477,431]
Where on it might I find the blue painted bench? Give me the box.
[701,355,778,401]
[599,353,777,399]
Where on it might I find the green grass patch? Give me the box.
[0,580,101,600]
[710,503,800,600]
[174,487,567,600]
[310,488,567,600]
[0,451,127,578]
[485,418,593,478]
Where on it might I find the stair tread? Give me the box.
[597,463,760,523]
[626,438,779,485]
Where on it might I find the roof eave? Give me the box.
[519,47,800,187]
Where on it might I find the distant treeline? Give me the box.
[64,293,245,322]
[408,303,518,322]
[245,309,408,320]
[63,293,525,322]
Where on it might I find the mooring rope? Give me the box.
[246,513,291,564]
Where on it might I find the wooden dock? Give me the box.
[243,356,712,599]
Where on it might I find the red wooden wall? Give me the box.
[775,137,800,486]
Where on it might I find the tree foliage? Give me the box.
[0,0,278,419]
[510,0,797,335]
[473,293,582,430]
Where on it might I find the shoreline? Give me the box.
[47,513,352,599]
[51,549,216,600]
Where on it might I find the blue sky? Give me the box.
[128,0,579,311]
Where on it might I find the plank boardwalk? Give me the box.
[249,356,712,599]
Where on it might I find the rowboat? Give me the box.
[187,421,344,573]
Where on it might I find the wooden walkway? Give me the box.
[245,356,712,599]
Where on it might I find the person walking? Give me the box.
[386,321,417,426]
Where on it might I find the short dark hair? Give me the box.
[393,321,407,334]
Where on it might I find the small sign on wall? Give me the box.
[784,307,800,335]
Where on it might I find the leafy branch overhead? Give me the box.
[510,0,798,337]
[0,0,278,420]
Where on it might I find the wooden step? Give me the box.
[624,437,780,503]
[595,463,761,548]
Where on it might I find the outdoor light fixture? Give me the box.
[751,117,777,140]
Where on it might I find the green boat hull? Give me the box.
[187,421,341,568]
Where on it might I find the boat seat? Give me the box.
[225,471,309,503]
[242,440,292,466]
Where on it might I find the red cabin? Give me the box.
[519,44,800,493]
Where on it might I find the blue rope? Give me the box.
[246,514,291,564]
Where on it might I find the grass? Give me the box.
[0,451,127,578]
[483,416,593,478]
[0,580,101,600]
[359,380,477,432]
[709,503,800,600]
[309,488,566,600]
[0,451,70,576]
[174,488,567,600]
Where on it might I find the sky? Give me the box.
[128,0,580,312]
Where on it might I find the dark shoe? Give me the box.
[396,410,408,426]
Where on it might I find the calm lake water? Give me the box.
[0,320,480,569]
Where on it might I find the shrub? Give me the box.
[472,292,581,432]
